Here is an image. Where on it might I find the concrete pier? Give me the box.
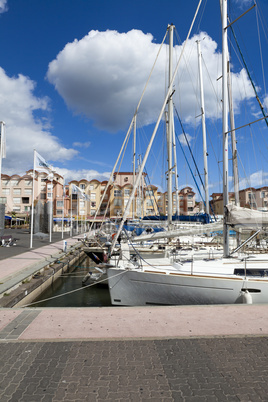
[0,229,268,401]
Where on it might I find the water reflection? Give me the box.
[32,256,111,307]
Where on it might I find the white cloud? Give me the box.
[178,133,193,146]
[73,141,91,148]
[54,167,110,183]
[47,29,255,133]
[238,170,268,190]
[0,0,8,14]
[0,67,78,175]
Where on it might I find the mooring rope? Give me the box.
[21,269,127,308]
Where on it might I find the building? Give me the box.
[0,170,68,221]
[1,171,198,223]
[210,187,268,215]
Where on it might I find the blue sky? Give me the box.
[0,0,268,200]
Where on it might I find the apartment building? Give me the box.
[0,170,68,219]
[210,187,268,214]
[1,170,198,221]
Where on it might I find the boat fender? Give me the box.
[241,289,253,304]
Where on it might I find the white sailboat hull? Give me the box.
[107,258,268,306]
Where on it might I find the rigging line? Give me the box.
[249,125,259,174]
[173,103,205,191]
[20,269,127,308]
[255,3,266,95]
[143,166,161,216]
[229,20,268,127]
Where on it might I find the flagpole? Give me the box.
[30,150,36,248]
[49,174,53,242]
[0,122,4,195]
[77,195,78,235]
[62,182,64,239]
[70,185,73,237]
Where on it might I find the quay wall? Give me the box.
[1,248,85,308]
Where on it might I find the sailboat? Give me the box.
[106,0,268,306]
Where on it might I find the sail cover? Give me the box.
[227,204,268,228]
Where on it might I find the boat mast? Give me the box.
[227,61,239,207]
[197,39,209,215]
[172,116,180,217]
[167,23,174,228]
[222,0,229,257]
[132,114,137,219]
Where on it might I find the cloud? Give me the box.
[238,170,268,190]
[0,0,8,14]
[73,141,91,148]
[0,67,78,175]
[47,29,255,134]
[54,167,111,184]
[178,133,193,146]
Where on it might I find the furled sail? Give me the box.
[227,204,268,228]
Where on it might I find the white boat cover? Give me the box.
[227,204,268,228]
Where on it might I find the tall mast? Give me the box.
[227,61,239,207]
[197,40,209,215]
[172,117,180,216]
[222,0,229,257]
[167,24,174,228]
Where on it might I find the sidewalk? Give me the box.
[0,231,268,401]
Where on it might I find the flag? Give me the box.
[0,121,6,159]
[34,150,51,172]
[72,184,89,199]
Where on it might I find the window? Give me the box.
[47,193,53,200]
[47,184,53,190]
[91,201,96,208]
[13,206,21,212]
[146,190,154,196]
[188,195,193,199]
[40,193,46,200]
[91,193,96,200]
[0,197,7,203]
[80,184,85,190]
[90,185,94,190]
[114,198,122,206]
[56,210,63,215]
[124,189,131,196]
[91,210,96,215]
[146,200,154,207]
[13,197,21,204]
[24,189,32,195]
[11,180,19,186]
[2,188,10,195]
[79,201,85,208]
[261,191,265,199]
[24,206,30,211]
[57,200,64,207]
[13,188,21,195]
[114,189,122,197]
[3,180,9,186]
[25,180,32,186]
[188,207,194,211]
[22,197,29,204]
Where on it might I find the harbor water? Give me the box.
[31,256,112,307]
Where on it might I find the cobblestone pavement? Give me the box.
[0,336,267,401]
